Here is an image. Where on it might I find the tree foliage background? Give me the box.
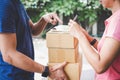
[21,0,111,38]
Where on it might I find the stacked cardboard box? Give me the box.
[46,31,82,80]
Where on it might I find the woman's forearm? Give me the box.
[84,31,98,49]
[78,35,102,73]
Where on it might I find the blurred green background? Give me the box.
[21,0,112,38]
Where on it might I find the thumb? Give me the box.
[59,61,67,68]
[51,62,67,71]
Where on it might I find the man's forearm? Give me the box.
[31,18,48,36]
[8,50,45,73]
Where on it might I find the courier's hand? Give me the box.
[49,62,69,80]
[42,13,63,25]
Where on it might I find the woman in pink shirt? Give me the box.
[68,0,120,80]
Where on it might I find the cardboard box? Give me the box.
[48,63,80,80]
[48,54,82,80]
[46,31,78,48]
[48,47,78,63]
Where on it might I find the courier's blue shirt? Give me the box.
[0,0,34,80]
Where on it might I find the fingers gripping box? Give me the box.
[48,54,82,80]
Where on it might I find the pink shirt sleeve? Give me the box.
[106,15,120,42]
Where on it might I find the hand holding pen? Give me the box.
[68,15,78,26]
[68,14,85,39]
[68,14,81,29]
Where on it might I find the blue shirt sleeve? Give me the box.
[0,1,16,33]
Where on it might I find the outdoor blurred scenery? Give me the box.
[21,0,112,38]
[21,0,112,80]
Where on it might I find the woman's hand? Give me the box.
[68,19,85,40]
[49,62,69,80]
[68,19,98,49]
[42,13,63,25]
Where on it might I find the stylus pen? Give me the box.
[73,15,78,21]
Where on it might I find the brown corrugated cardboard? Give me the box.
[46,31,78,48]
[48,47,78,63]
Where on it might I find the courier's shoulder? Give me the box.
[0,0,16,9]
[0,0,17,14]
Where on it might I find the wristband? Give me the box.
[42,66,49,77]
[90,39,97,45]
